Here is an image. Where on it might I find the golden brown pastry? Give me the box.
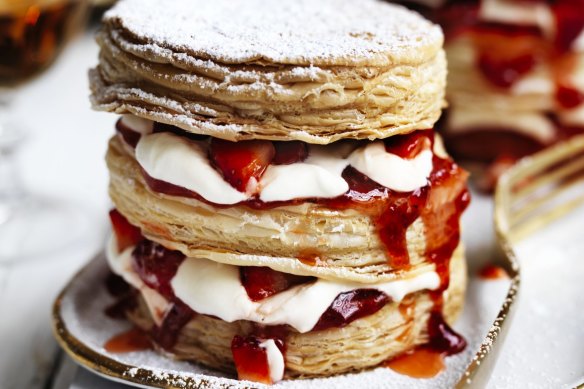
[90,0,446,144]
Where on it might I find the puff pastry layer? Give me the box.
[90,0,446,144]
[106,136,467,283]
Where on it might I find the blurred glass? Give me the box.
[0,0,91,263]
[0,0,88,85]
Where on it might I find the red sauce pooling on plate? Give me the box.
[386,313,465,378]
[479,264,509,280]
[104,327,152,353]
[386,348,446,378]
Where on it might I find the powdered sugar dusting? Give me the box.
[103,0,442,66]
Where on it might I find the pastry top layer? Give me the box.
[91,0,446,143]
[102,0,442,67]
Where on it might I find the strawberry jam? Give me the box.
[132,240,186,300]
[240,267,315,301]
[115,118,142,148]
[152,301,194,351]
[429,0,584,108]
[109,209,143,252]
[479,264,509,280]
[556,85,584,109]
[209,138,275,192]
[426,312,466,355]
[231,336,284,384]
[115,124,470,370]
[384,130,432,159]
[273,141,309,165]
[312,289,390,331]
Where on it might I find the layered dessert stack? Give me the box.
[91,0,470,383]
[404,0,584,189]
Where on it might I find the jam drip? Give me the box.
[426,312,466,355]
[152,301,194,351]
[231,335,285,384]
[312,289,390,331]
[386,312,466,379]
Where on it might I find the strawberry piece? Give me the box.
[384,130,433,159]
[109,209,143,252]
[209,139,275,192]
[556,85,584,109]
[132,240,185,299]
[273,141,308,165]
[478,52,536,88]
[240,267,314,301]
[231,336,272,384]
[312,289,389,331]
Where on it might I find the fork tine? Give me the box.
[512,152,584,203]
[509,161,584,235]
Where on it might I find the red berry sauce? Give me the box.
[478,51,537,88]
[556,85,584,109]
[231,335,284,384]
[240,266,315,301]
[273,141,309,165]
[132,240,186,300]
[209,138,275,192]
[109,209,144,252]
[384,130,432,159]
[312,289,390,331]
[115,118,142,148]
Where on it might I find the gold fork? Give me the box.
[456,134,584,388]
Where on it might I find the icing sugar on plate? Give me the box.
[103,0,442,66]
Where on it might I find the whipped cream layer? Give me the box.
[106,237,440,334]
[121,115,435,205]
[260,339,285,383]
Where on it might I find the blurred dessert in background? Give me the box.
[0,0,88,85]
[399,0,584,191]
